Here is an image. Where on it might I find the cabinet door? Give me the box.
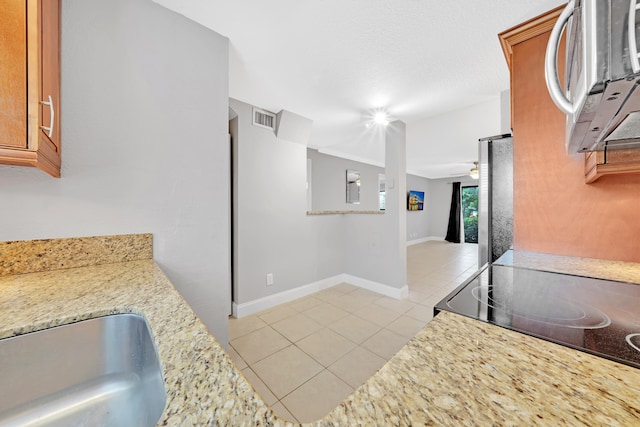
[0,0,28,148]
[39,0,60,152]
[0,0,60,176]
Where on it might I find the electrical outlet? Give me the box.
[266,273,274,286]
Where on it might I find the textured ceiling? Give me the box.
[152,0,565,178]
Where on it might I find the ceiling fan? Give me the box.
[446,161,479,179]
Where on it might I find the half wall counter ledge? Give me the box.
[306,210,385,215]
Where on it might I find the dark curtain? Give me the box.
[445,182,461,243]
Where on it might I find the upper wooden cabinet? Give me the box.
[0,0,61,177]
[499,5,640,183]
[498,6,564,138]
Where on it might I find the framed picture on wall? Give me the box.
[407,190,424,211]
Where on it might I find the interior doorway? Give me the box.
[229,107,239,317]
[461,186,478,243]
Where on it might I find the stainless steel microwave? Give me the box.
[545,0,640,153]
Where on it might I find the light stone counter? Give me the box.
[496,249,640,283]
[0,258,284,426]
[323,311,640,426]
[1,237,640,426]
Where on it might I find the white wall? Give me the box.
[230,98,344,305]
[343,121,407,292]
[0,0,231,344]
[308,149,429,244]
[426,177,478,239]
[231,100,413,308]
[406,174,430,241]
[308,149,383,211]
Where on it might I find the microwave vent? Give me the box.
[605,111,640,146]
[253,108,276,130]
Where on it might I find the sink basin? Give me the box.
[0,314,166,427]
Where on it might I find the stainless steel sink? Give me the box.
[0,314,166,427]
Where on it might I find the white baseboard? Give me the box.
[233,275,342,318]
[340,274,409,300]
[232,274,408,318]
[407,236,444,246]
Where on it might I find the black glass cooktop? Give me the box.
[435,264,640,369]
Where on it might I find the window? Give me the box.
[461,186,478,243]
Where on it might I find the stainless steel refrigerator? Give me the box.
[478,134,513,268]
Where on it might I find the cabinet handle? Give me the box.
[39,95,54,138]
[544,0,575,115]
[629,0,640,73]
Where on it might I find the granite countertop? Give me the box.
[1,236,640,426]
[0,259,281,426]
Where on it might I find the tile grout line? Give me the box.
[228,241,478,422]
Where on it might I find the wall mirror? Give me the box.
[378,174,386,210]
[346,169,360,204]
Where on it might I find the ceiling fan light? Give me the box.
[470,161,479,179]
[373,111,389,126]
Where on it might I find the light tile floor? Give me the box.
[227,240,478,423]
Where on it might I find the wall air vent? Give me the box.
[253,108,276,130]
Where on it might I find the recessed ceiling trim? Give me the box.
[317,147,385,169]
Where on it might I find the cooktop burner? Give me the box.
[435,264,640,369]
[469,286,612,329]
[628,334,640,354]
